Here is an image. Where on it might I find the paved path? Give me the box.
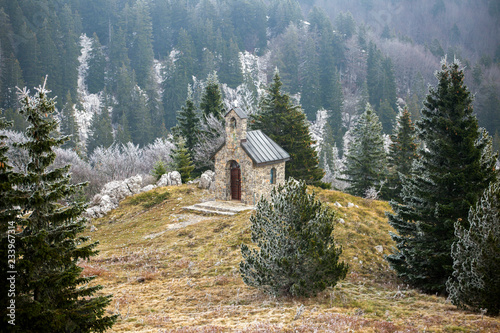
[182,201,255,216]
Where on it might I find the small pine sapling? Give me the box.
[240,178,348,297]
[446,182,500,316]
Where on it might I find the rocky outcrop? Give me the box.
[157,171,182,187]
[86,172,184,219]
[198,170,215,190]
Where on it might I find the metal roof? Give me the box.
[241,130,290,166]
[226,107,248,119]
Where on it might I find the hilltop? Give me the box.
[83,184,500,332]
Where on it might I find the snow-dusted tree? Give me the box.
[240,178,348,297]
[13,84,116,332]
[193,113,224,170]
[446,182,500,316]
[342,103,387,197]
[387,60,498,294]
[386,106,418,201]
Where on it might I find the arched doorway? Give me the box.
[230,161,241,201]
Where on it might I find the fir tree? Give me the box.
[200,72,225,122]
[13,83,117,332]
[59,91,80,150]
[170,139,194,183]
[446,181,500,316]
[175,86,200,152]
[387,60,498,294]
[86,103,113,156]
[343,103,387,197]
[240,178,347,297]
[87,33,106,95]
[386,106,418,201]
[0,118,24,327]
[251,71,324,185]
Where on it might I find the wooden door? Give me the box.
[230,165,241,201]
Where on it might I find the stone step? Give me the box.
[182,205,236,216]
[182,201,254,216]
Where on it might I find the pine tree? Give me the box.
[87,33,106,95]
[386,106,418,201]
[175,86,200,152]
[343,103,387,197]
[240,178,348,297]
[446,181,500,316]
[170,139,194,183]
[200,72,225,122]
[86,103,113,156]
[13,83,117,332]
[387,60,498,294]
[0,118,24,327]
[251,71,324,185]
[59,91,80,150]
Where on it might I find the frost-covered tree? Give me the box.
[387,60,498,294]
[193,113,225,170]
[240,178,348,297]
[343,103,387,197]
[446,182,500,316]
[13,84,117,332]
[386,106,418,201]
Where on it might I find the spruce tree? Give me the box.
[87,33,106,95]
[175,86,200,152]
[0,118,24,327]
[200,72,225,122]
[386,106,418,201]
[343,103,387,197]
[240,178,348,297]
[170,139,195,183]
[59,91,80,150]
[13,84,117,332]
[251,71,324,185]
[86,104,113,156]
[387,60,498,294]
[446,181,500,316]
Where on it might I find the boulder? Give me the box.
[198,170,215,190]
[140,184,156,193]
[157,171,183,187]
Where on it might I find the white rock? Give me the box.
[140,184,156,193]
[338,218,345,224]
[157,173,171,187]
[198,170,215,189]
[375,245,384,253]
[90,225,98,232]
[334,202,342,207]
[347,202,355,208]
[170,171,182,185]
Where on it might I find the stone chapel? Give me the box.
[213,108,290,205]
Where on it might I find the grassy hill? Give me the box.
[83,184,500,332]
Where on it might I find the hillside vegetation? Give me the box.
[83,184,500,332]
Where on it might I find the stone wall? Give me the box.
[214,108,287,205]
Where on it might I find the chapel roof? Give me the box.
[242,130,290,166]
[226,107,248,119]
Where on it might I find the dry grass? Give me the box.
[83,184,500,332]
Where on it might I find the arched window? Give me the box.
[270,167,276,184]
[230,117,237,129]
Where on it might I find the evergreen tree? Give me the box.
[59,91,80,150]
[343,103,387,197]
[175,86,200,152]
[170,139,195,183]
[0,117,24,327]
[386,107,418,201]
[87,33,106,95]
[251,71,324,185]
[387,60,498,294]
[446,181,500,316]
[13,84,117,332]
[240,178,348,297]
[327,68,345,156]
[86,103,113,156]
[200,72,225,122]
